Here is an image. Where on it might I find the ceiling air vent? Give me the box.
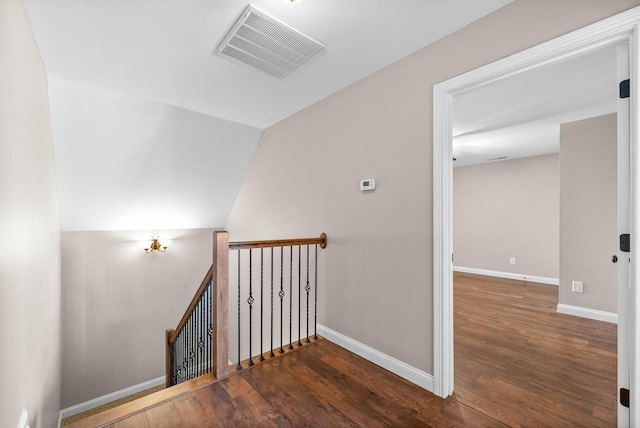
[216,5,325,79]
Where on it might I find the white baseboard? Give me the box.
[557,303,618,324]
[317,324,434,393]
[59,375,165,420]
[453,266,559,286]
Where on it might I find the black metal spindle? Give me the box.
[189,316,192,379]
[297,245,302,347]
[237,252,243,371]
[305,244,311,343]
[185,318,190,380]
[289,245,293,350]
[248,249,254,366]
[259,248,265,361]
[200,289,205,376]
[314,244,318,340]
[205,284,209,375]
[270,247,275,357]
[195,300,200,377]
[197,299,201,377]
[279,246,285,354]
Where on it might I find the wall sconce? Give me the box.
[144,237,171,253]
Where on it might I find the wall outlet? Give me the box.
[572,281,584,293]
[510,257,516,265]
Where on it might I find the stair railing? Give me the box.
[165,231,327,387]
[165,231,229,387]
[229,233,327,371]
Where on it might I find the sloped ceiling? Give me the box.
[24,0,514,231]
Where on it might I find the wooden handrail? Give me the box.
[229,233,327,250]
[169,263,214,344]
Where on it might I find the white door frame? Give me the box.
[433,6,640,425]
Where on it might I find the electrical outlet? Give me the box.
[510,257,516,265]
[572,281,584,293]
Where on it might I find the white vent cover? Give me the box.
[216,5,324,79]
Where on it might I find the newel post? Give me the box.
[212,231,230,379]
[165,329,174,388]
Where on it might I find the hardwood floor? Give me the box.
[69,338,506,427]
[69,272,617,427]
[454,272,617,427]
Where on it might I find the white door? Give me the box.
[617,42,631,427]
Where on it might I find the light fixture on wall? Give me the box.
[144,237,171,253]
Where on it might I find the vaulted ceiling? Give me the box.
[24,0,525,231]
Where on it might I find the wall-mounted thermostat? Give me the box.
[360,178,376,191]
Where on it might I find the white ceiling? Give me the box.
[24,0,513,231]
[452,44,619,167]
[25,0,513,129]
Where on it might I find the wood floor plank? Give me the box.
[141,401,183,428]
[108,412,149,428]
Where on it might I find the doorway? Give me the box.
[433,8,639,427]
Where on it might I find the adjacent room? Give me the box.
[452,44,622,425]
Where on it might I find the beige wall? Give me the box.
[225,0,640,376]
[559,114,618,313]
[0,0,62,426]
[453,154,560,279]
[61,228,214,407]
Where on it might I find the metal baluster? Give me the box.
[183,327,187,382]
[195,301,199,377]
[189,316,193,379]
[184,319,189,380]
[270,247,275,357]
[186,318,190,380]
[182,328,187,382]
[314,244,318,340]
[305,244,311,343]
[279,246,285,354]
[297,245,302,347]
[209,280,213,372]
[237,251,243,371]
[289,245,293,350]
[192,311,196,379]
[248,249,254,366]
[199,291,204,376]
[259,248,265,361]
[205,284,209,375]
[171,341,176,386]
[194,301,198,377]
[207,282,210,371]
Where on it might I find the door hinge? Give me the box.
[621,388,630,408]
[620,79,630,99]
[621,234,631,253]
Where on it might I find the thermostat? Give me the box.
[360,179,376,191]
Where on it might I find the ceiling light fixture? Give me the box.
[144,237,171,253]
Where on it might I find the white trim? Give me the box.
[433,7,640,427]
[59,376,165,420]
[317,324,434,393]
[557,303,618,324]
[453,266,559,286]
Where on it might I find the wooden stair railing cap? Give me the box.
[229,233,327,250]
